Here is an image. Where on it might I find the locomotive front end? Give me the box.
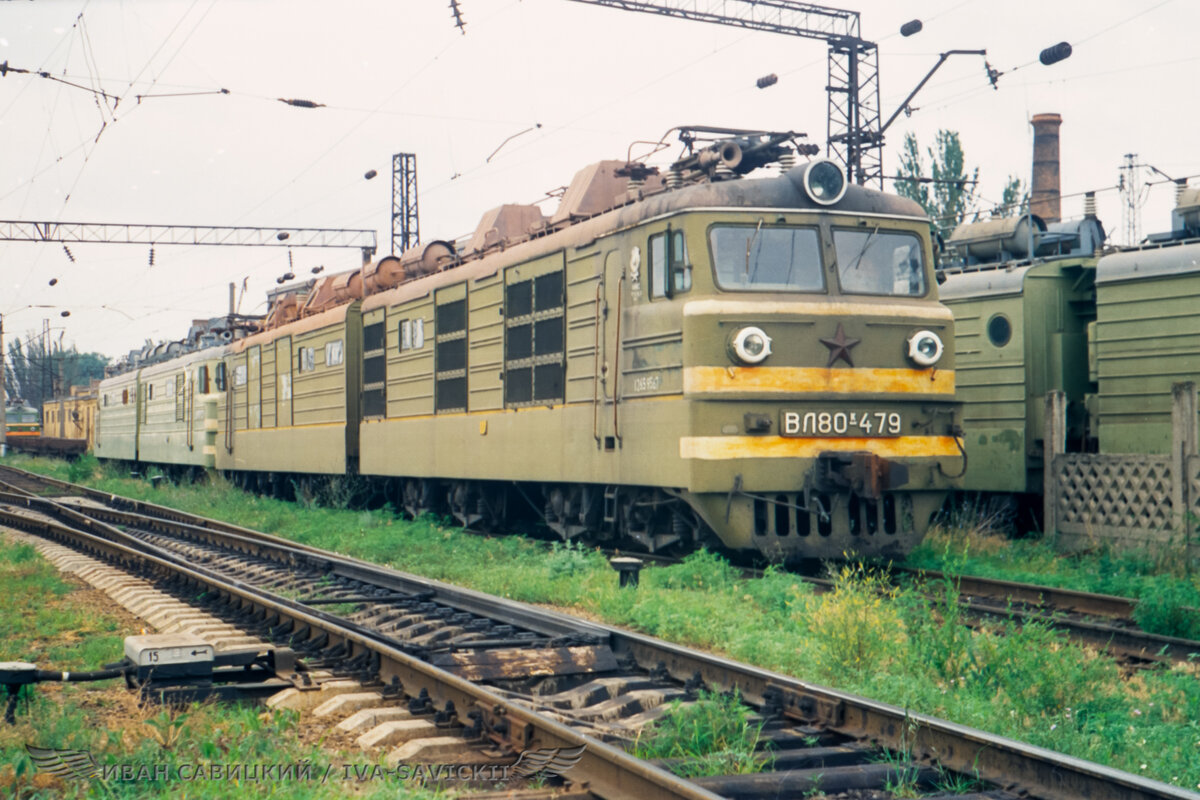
[679,161,963,560]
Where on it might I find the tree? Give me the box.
[894,130,979,237]
[3,334,107,412]
[998,175,1028,217]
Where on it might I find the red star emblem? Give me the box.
[819,323,861,367]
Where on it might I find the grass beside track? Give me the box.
[909,502,1200,639]
[6,454,1200,790]
[0,537,447,800]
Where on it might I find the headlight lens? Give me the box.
[803,159,848,206]
[731,326,772,364]
[906,330,944,367]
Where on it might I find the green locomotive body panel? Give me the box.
[215,302,361,474]
[941,257,1096,492]
[1094,241,1200,454]
[95,369,141,461]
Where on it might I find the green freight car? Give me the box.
[939,213,1103,494]
[1092,187,1200,454]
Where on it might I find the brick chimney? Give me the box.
[1031,113,1062,222]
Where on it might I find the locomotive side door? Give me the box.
[247,346,261,429]
[595,248,627,450]
[276,336,292,428]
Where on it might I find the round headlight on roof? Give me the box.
[802,159,848,206]
[906,330,944,367]
[730,326,772,365]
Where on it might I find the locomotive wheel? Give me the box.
[618,489,689,553]
[448,481,483,528]
[403,479,440,520]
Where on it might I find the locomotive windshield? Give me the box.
[833,228,927,296]
[708,225,824,292]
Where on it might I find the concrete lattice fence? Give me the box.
[1044,383,1198,556]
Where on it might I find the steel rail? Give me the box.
[0,501,720,800]
[0,466,1194,799]
[895,566,1140,619]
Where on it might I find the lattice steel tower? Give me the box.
[392,153,420,254]
[564,1,883,187]
[1119,153,1141,246]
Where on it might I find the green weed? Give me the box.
[632,690,769,778]
[66,453,100,484]
[545,540,595,578]
[1133,581,1200,639]
[799,562,907,681]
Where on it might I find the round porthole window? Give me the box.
[987,314,1012,347]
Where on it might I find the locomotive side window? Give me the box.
[648,230,692,298]
[987,314,1012,347]
[833,228,927,297]
[399,319,425,351]
[198,366,209,394]
[325,339,344,367]
[709,225,824,291]
[215,363,227,391]
[297,347,316,372]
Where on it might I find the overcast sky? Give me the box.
[1,0,1193,359]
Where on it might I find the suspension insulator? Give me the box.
[1039,41,1072,66]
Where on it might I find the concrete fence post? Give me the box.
[1171,382,1198,557]
[1043,391,1067,539]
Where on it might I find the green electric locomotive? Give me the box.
[100,133,964,561]
[352,140,963,560]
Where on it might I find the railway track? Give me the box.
[0,464,1195,799]
[3,461,1198,664]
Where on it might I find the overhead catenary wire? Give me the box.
[5,0,217,312]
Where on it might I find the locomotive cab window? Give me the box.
[649,230,692,298]
[709,225,824,292]
[833,228,927,297]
